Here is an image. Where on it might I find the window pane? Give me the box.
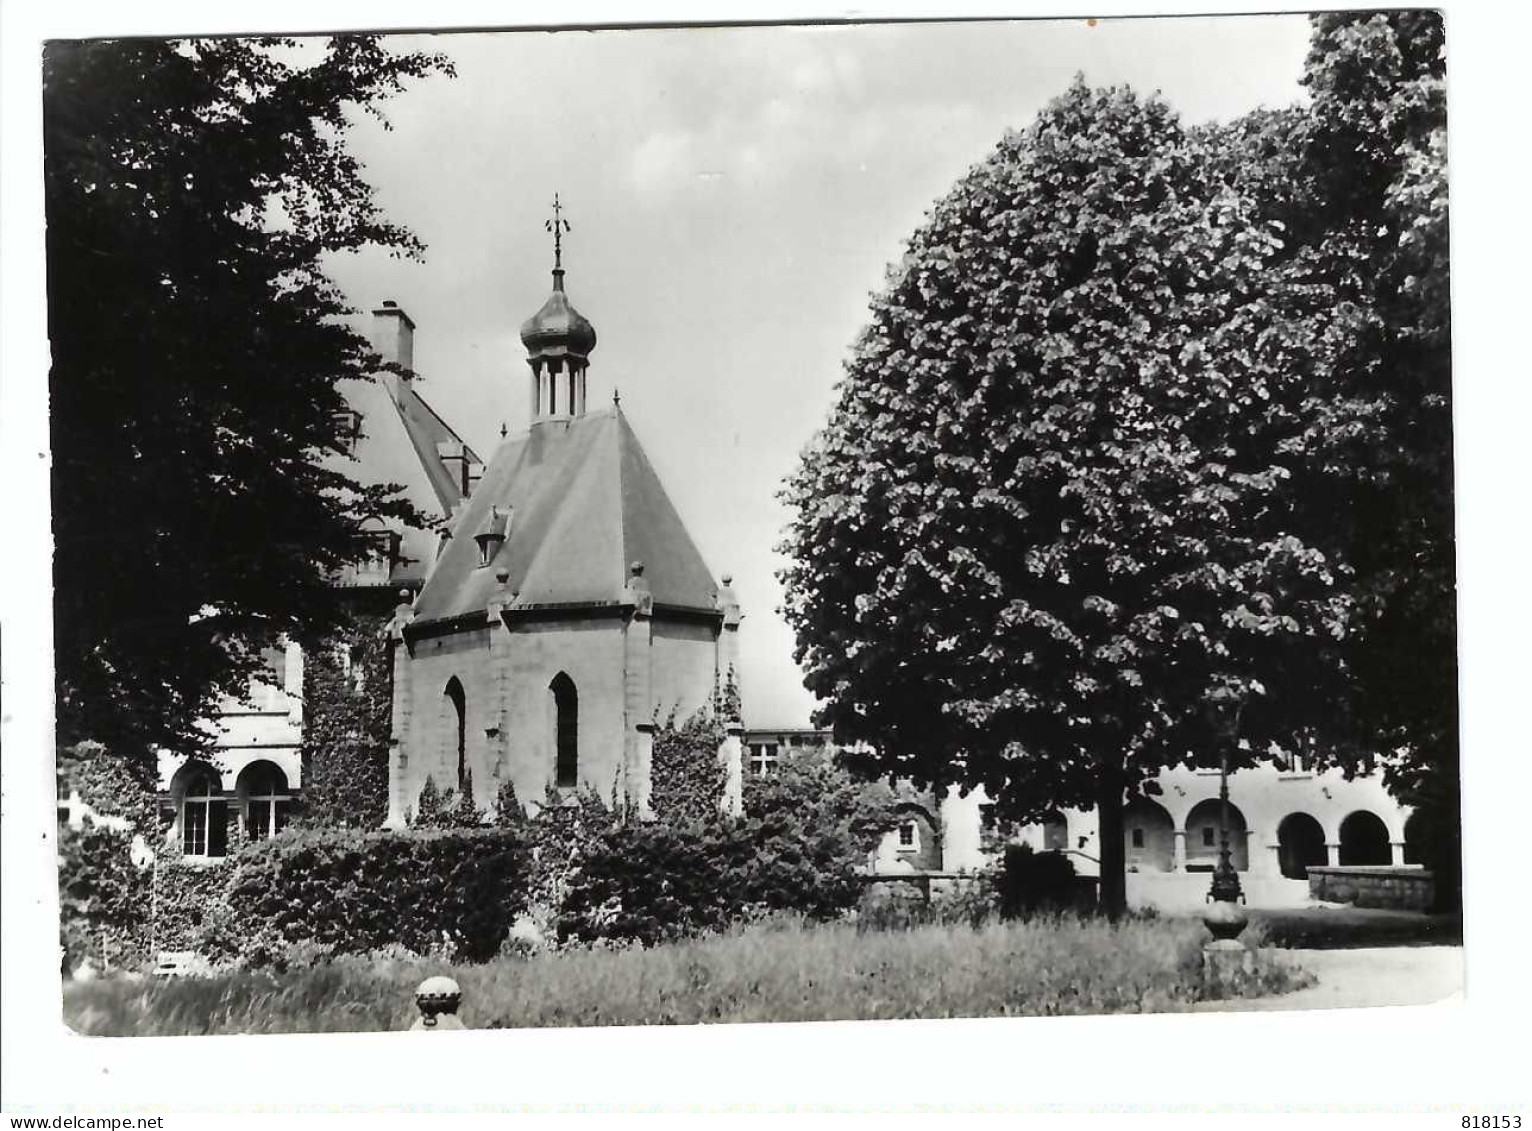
[209,800,228,857]
[183,801,206,856]
[249,799,271,841]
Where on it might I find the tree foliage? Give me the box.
[1295,13,1456,902]
[779,78,1361,913]
[45,36,451,766]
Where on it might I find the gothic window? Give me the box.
[551,673,578,789]
[239,761,293,842]
[444,677,467,793]
[180,772,227,858]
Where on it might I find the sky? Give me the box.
[319,15,1316,727]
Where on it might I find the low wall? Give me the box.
[1307,865,1435,911]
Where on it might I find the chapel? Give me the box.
[382,221,743,825]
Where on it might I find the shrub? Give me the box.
[492,778,524,827]
[742,745,899,856]
[854,878,999,933]
[202,826,532,966]
[998,844,1087,918]
[558,809,874,946]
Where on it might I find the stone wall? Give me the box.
[1307,865,1435,911]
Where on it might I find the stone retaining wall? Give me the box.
[1307,865,1434,911]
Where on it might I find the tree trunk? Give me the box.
[1096,759,1126,920]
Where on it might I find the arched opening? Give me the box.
[1185,798,1250,871]
[1277,812,1328,879]
[444,677,467,793]
[550,672,578,789]
[1123,798,1175,872]
[237,760,293,843]
[1040,810,1068,854]
[1340,810,1391,866]
[878,804,942,871]
[175,764,227,858]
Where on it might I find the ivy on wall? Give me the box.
[153,861,232,952]
[57,823,152,972]
[298,605,394,829]
[56,740,158,831]
[649,707,728,825]
[55,741,158,972]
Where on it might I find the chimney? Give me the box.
[371,300,416,393]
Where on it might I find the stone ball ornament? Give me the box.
[411,974,466,1030]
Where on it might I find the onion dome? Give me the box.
[519,269,597,360]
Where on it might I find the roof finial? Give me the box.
[545,192,570,285]
[499,421,508,439]
[613,385,621,406]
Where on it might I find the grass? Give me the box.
[62,914,1311,1036]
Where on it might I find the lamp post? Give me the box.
[1202,684,1247,940]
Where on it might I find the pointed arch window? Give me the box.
[444,677,467,793]
[550,673,578,789]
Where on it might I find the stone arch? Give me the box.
[1339,809,1391,866]
[1040,810,1069,854]
[881,803,942,871]
[1123,797,1175,873]
[443,676,467,792]
[236,760,293,843]
[550,672,578,789]
[1276,811,1328,879]
[1185,798,1249,871]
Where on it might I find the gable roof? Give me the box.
[329,374,482,587]
[411,406,720,623]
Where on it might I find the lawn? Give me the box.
[62,914,1310,1036]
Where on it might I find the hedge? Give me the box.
[558,813,869,946]
[201,826,533,966]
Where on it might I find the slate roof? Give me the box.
[411,405,721,624]
[329,374,482,588]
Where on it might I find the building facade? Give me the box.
[742,725,1416,885]
[384,251,742,822]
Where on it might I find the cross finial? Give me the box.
[545,193,570,273]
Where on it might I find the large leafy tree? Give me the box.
[779,80,1360,916]
[1297,13,1456,899]
[46,37,450,766]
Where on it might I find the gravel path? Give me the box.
[1190,945,1464,1012]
